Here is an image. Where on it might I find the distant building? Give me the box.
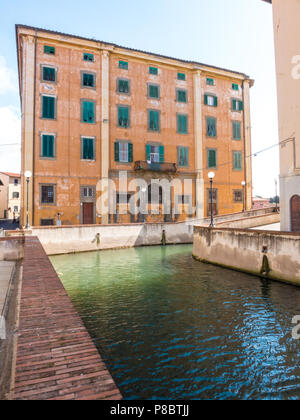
[263,0,300,231]
[16,25,253,227]
[252,196,272,210]
[0,172,21,220]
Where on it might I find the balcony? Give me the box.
[134,161,177,173]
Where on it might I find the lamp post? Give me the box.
[208,172,215,228]
[24,170,32,229]
[241,181,246,212]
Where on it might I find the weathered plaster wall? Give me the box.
[193,226,300,286]
[0,238,24,261]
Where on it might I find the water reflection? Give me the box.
[51,245,300,400]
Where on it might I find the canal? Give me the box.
[51,245,300,400]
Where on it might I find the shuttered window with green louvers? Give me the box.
[114,142,133,163]
[232,99,244,111]
[148,110,160,131]
[204,94,218,107]
[178,147,189,167]
[43,67,56,82]
[118,106,130,128]
[83,73,95,88]
[82,101,95,123]
[233,151,242,170]
[208,149,217,168]
[206,117,217,137]
[232,121,241,140]
[42,96,55,119]
[177,89,187,103]
[118,79,130,94]
[41,135,55,158]
[148,84,159,99]
[177,114,188,134]
[82,138,95,160]
[44,46,55,55]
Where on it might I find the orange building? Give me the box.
[16,24,253,227]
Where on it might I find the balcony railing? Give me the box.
[134,161,177,173]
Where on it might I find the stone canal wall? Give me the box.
[0,237,24,261]
[193,226,300,286]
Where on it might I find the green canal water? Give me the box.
[51,245,300,400]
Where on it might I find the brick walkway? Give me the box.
[12,237,122,400]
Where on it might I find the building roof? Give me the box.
[0,172,21,178]
[15,24,251,80]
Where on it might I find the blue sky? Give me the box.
[0,0,278,197]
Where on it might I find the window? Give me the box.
[149,67,158,75]
[232,121,241,140]
[177,89,187,103]
[42,96,56,119]
[83,53,94,62]
[13,192,19,199]
[82,101,95,123]
[233,190,243,202]
[177,72,186,81]
[232,99,243,111]
[40,219,54,226]
[178,147,189,167]
[206,117,217,137]
[42,67,56,82]
[204,94,218,107]
[83,187,94,198]
[41,134,55,158]
[207,78,214,86]
[118,79,130,94]
[82,73,95,88]
[13,206,18,212]
[44,46,55,55]
[114,142,133,163]
[148,110,160,132]
[232,83,239,91]
[119,60,128,70]
[40,185,55,205]
[207,188,218,216]
[118,106,130,128]
[146,144,164,163]
[14,179,18,186]
[148,84,160,99]
[233,151,242,170]
[177,114,188,134]
[81,137,95,160]
[207,149,217,168]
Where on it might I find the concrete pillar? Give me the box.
[243,79,253,211]
[193,70,204,220]
[21,35,35,227]
[101,50,110,224]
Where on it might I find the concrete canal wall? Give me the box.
[193,226,300,286]
[0,237,24,261]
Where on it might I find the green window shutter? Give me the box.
[204,94,208,105]
[208,150,216,168]
[118,106,129,127]
[83,53,94,62]
[178,73,186,81]
[233,122,241,140]
[118,80,129,93]
[177,90,187,103]
[43,67,55,82]
[207,118,216,137]
[42,96,55,119]
[82,101,95,123]
[239,101,244,111]
[149,67,158,75]
[146,144,151,161]
[42,135,54,158]
[178,147,188,167]
[83,138,88,159]
[44,46,55,55]
[82,138,94,159]
[214,96,218,107]
[114,142,120,162]
[233,152,242,170]
[128,143,133,163]
[149,85,159,98]
[232,83,239,91]
[232,99,237,110]
[119,61,128,70]
[207,78,214,86]
[83,73,94,87]
[149,110,159,131]
[178,115,188,134]
[159,145,164,163]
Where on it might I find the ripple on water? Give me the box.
[51,245,300,400]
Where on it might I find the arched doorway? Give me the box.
[290,195,300,231]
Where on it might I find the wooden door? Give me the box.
[82,203,94,225]
[291,195,300,232]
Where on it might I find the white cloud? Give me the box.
[0,56,18,95]
[0,106,21,173]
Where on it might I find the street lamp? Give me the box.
[24,170,32,229]
[241,181,246,212]
[208,171,215,228]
